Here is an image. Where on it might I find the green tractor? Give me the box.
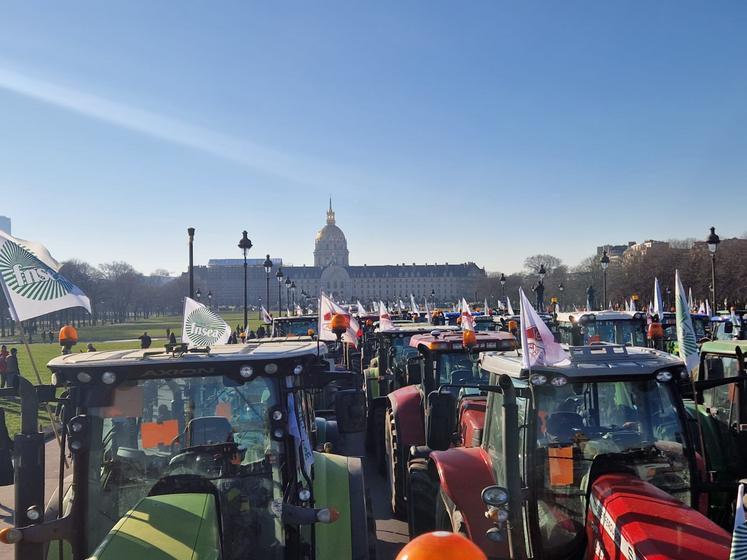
[0,339,374,560]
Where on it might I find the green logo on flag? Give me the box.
[185,307,228,346]
[677,302,698,358]
[0,240,75,301]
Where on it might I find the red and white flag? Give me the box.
[261,306,273,325]
[460,298,475,332]
[519,288,566,369]
[319,293,359,347]
[379,301,395,330]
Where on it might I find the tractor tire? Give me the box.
[407,458,437,538]
[384,408,406,518]
[434,487,453,532]
[366,486,377,560]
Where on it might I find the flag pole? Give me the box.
[18,322,68,467]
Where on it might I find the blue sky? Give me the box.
[1,2,746,275]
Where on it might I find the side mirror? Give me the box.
[0,409,13,486]
[425,391,456,451]
[334,389,366,433]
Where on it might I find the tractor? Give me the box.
[409,343,733,559]
[272,315,319,337]
[383,330,516,517]
[363,324,458,469]
[556,310,647,347]
[0,339,374,560]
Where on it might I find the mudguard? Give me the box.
[387,385,424,451]
[313,451,370,560]
[429,447,507,557]
[89,493,220,559]
[587,473,731,560]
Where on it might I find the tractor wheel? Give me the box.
[365,486,377,560]
[407,458,437,538]
[434,488,468,536]
[384,408,406,517]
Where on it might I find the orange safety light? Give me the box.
[463,330,477,348]
[59,325,78,345]
[507,320,518,331]
[307,328,316,337]
[330,314,350,337]
[396,531,487,560]
[589,335,601,343]
[365,319,373,327]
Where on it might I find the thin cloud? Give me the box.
[0,65,357,188]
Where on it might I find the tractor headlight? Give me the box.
[481,485,509,507]
[530,374,547,386]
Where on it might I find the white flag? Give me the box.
[399,299,406,312]
[296,304,303,317]
[379,301,395,330]
[182,297,231,348]
[688,287,694,311]
[460,298,475,332]
[654,278,664,320]
[410,294,419,316]
[706,299,712,317]
[424,297,432,323]
[519,288,566,369]
[261,306,273,324]
[356,300,367,316]
[675,271,699,376]
[484,298,490,316]
[319,293,359,347]
[698,301,706,315]
[0,231,91,322]
[506,295,515,316]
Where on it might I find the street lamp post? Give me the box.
[187,227,195,299]
[665,288,671,311]
[207,290,212,309]
[600,250,610,310]
[285,278,291,316]
[238,231,253,331]
[707,226,720,312]
[291,281,296,312]
[263,255,273,317]
[431,289,436,308]
[500,273,506,302]
[276,267,284,317]
[536,264,546,310]
[196,288,201,302]
[558,283,564,310]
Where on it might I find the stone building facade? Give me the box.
[195,202,485,309]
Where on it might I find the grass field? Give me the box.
[0,309,279,435]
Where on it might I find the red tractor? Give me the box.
[384,329,517,516]
[409,344,733,559]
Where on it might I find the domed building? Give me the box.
[197,201,486,308]
[314,200,349,267]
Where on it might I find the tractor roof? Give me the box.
[409,330,516,352]
[377,324,458,335]
[700,340,747,356]
[273,315,317,322]
[48,338,325,371]
[481,343,682,380]
[556,310,645,322]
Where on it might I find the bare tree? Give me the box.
[524,254,562,274]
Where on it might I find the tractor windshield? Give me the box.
[85,375,285,560]
[435,352,485,386]
[531,378,690,557]
[273,318,316,336]
[583,319,645,346]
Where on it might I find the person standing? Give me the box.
[169,331,177,345]
[0,346,8,389]
[5,349,19,389]
[138,332,152,349]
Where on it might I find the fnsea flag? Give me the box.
[261,306,273,324]
[379,301,395,330]
[319,293,359,347]
[182,297,231,348]
[730,483,747,560]
[654,277,664,320]
[519,288,566,369]
[0,231,91,322]
[675,271,699,376]
[460,298,475,332]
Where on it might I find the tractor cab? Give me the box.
[474,315,498,332]
[383,330,516,515]
[711,312,747,341]
[426,343,730,559]
[0,340,372,560]
[271,315,318,338]
[556,310,647,347]
[661,311,711,351]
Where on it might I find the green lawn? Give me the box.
[0,310,277,435]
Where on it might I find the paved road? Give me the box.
[364,458,409,559]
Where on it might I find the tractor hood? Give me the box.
[587,473,730,560]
